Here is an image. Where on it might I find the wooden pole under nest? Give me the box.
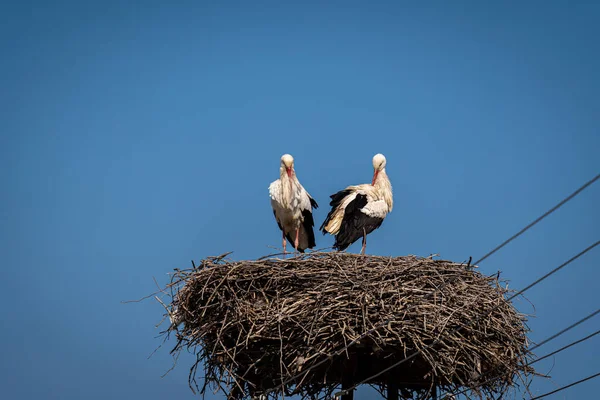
[386,382,398,400]
[341,355,356,400]
[341,379,353,400]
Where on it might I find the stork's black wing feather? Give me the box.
[272,205,312,253]
[319,188,353,233]
[333,193,384,251]
[301,209,316,250]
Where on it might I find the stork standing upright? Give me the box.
[269,154,318,254]
[320,154,393,254]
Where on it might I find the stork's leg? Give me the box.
[294,227,300,254]
[360,228,367,255]
[282,231,287,258]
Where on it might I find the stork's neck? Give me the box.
[280,167,296,207]
[374,169,393,212]
[280,167,297,183]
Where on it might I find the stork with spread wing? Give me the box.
[320,154,393,254]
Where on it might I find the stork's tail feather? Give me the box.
[319,188,353,234]
[332,240,351,252]
[332,229,359,252]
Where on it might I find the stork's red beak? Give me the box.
[372,170,379,185]
[286,167,292,178]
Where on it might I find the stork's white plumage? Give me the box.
[320,154,393,254]
[269,154,318,254]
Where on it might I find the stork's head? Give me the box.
[280,154,294,178]
[372,153,386,185]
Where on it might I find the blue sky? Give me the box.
[1,1,599,399]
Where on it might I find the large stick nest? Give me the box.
[160,252,534,399]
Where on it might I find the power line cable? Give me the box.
[529,371,600,400]
[473,172,600,265]
[530,308,600,351]
[531,328,600,366]
[512,242,599,300]
[334,241,599,398]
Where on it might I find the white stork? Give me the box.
[269,154,318,254]
[320,153,393,254]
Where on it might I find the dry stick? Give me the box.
[334,241,600,398]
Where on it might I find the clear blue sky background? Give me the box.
[1,1,599,399]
